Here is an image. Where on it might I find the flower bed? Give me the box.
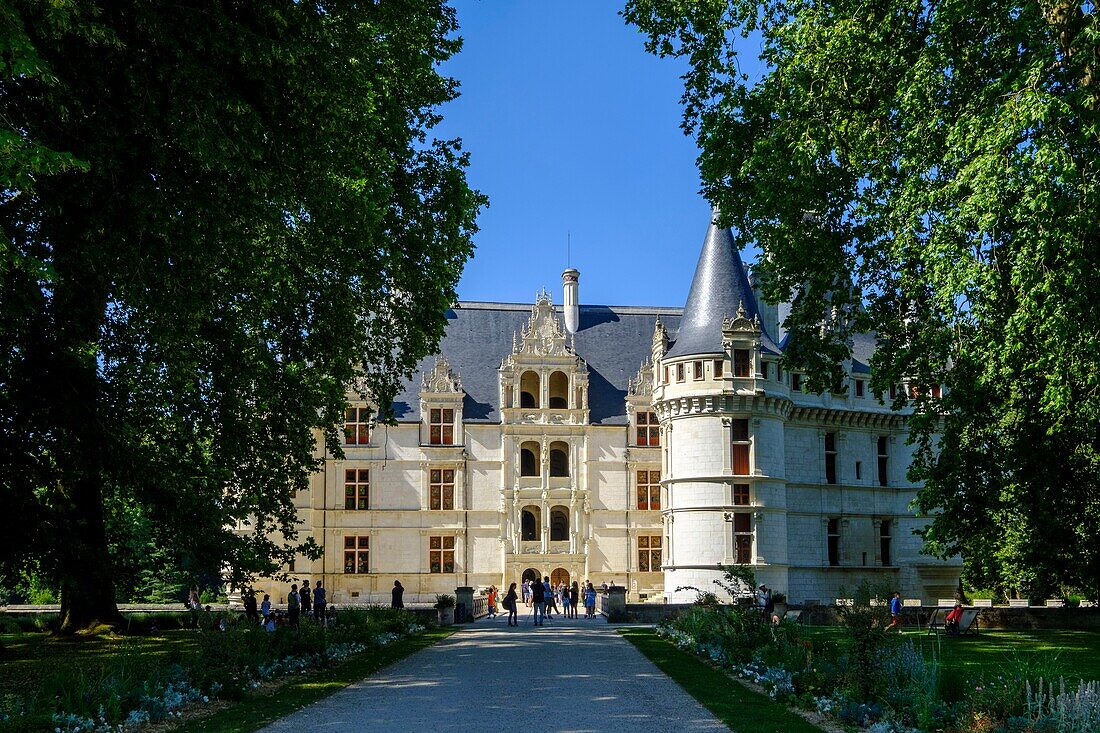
[0,608,427,732]
[657,583,1100,733]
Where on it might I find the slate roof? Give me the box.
[665,218,781,358]
[390,302,682,425]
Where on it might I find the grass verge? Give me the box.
[171,628,455,733]
[619,627,823,733]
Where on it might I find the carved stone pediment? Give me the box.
[515,290,573,357]
[722,300,761,335]
[627,360,654,398]
[421,356,461,394]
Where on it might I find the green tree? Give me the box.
[625,0,1100,599]
[1,0,484,632]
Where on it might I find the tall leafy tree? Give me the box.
[625,0,1100,599]
[1,0,484,631]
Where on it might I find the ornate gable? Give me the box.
[515,289,574,358]
[627,360,654,399]
[722,300,761,336]
[421,356,461,395]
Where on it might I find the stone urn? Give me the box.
[437,607,454,626]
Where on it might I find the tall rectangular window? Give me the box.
[732,419,750,475]
[733,349,751,377]
[791,373,803,392]
[665,366,671,384]
[429,468,455,510]
[344,469,369,510]
[889,383,897,400]
[824,432,837,485]
[880,520,892,566]
[733,513,752,563]
[931,383,942,399]
[733,483,750,505]
[877,437,889,487]
[636,411,660,446]
[760,361,770,380]
[676,363,685,382]
[713,359,724,378]
[827,518,840,566]
[429,536,455,573]
[429,408,454,445]
[637,470,661,510]
[343,407,371,445]
[693,360,704,380]
[343,536,369,574]
[776,364,783,382]
[855,461,862,481]
[855,379,865,397]
[638,535,662,572]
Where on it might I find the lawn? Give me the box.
[800,627,1100,683]
[619,627,823,733]
[0,620,452,732]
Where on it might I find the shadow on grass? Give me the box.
[171,628,455,733]
[618,628,823,733]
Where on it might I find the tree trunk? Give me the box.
[57,472,123,633]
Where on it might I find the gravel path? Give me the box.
[259,613,727,733]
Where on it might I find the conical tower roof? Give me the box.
[665,214,780,358]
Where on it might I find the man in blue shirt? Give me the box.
[888,591,903,630]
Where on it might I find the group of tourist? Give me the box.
[234,581,327,632]
[488,578,598,626]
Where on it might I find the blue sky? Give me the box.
[437,1,721,309]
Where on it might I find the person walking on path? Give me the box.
[888,592,903,631]
[522,580,531,607]
[391,580,405,609]
[314,581,327,626]
[504,583,519,626]
[569,581,580,619]
[287,583,301,631]
[244,589,259,625]
[530,575,545,626]
[584,582,596,619]
[261,593,272,622]
[188,586,201,630]
[300,580,313,619]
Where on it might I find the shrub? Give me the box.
[835,579,898,701]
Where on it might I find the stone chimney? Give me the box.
[562,268,579,334]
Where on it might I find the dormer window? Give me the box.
[733,349,751,377]
[344,407,371,445]
[429,408,454,445]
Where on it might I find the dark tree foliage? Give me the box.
[0,0,484,631]
[626,0,1100,599]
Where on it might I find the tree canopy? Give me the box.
[1,0,484,630]
[625,0,1100,598]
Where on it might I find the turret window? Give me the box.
[429,408,454,445]
[714,360,724,378]
[733,349,751,377]
[827,518,840,566]
[676,363,685,382]
[824,432,838,484]
[732,419,751,475]
[733,483,750,505]
[733,513,752,563]
[636,411,660,446]
[792,373,803,392]
[693,361,704,380]
[877,437,889,486]
[760,361,769,380]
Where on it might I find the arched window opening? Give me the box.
[521,506,540,541]
[520,371,540,408]
[522,567,541,583]
[520,441,540,477]
[549,441,569,477]
[550,506,569,541]
[548,371,569,409]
